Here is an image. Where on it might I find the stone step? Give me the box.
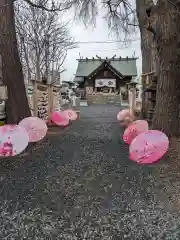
[80,101,88,106]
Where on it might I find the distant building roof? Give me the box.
[75,57,137,79]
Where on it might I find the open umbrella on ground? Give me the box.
[123,120,149,144]
[19,117,48,142]
[62,109,77,121]
[117,109,133,121]
[0,125,29,156]
[129,130,169,164]
[51,111,69,127]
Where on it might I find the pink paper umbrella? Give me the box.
[123,120,149,144]
[19,117,48,142]
[0,124,29,156]
[129,130,169,164]
[63,109,77,121]
[51,111,69,126]
[117,109,131,121]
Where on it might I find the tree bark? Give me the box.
[152,0,180,137]
[22,37,31,83]
[0,0,31,124]
[136,0,155,118]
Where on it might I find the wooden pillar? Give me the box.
[47,85,53,121]
[128,86,136,116]
[132,87,136,115]
[119,87,122,103]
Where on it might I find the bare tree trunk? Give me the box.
[0,0,31,124]
[136,0,155,118]
[22,37,31,83]
[152,1,180,137]
[45,35,50,83]
[36,52,41,81]
[51,39,56,84]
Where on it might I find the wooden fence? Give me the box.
[28,82,61,122]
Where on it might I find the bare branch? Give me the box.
[15,0,76,82]
[71,0,138,40]
[23,0,72,12]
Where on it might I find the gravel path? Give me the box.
[0,105,180,239]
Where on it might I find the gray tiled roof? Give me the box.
[75,58,137,78]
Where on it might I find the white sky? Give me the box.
[61,12,142,82]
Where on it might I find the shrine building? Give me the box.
[74,56,137,104]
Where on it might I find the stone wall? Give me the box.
[86,94,121,105]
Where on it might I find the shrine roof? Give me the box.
[75,57,137,80]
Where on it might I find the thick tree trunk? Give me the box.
[0,0,31,124]
[136,0,155,118]
[152,1,180,137]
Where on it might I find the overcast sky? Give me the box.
[61,12,142,82]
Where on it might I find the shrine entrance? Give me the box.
[95,78,117,94]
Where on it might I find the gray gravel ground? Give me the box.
[0,105,180,239]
